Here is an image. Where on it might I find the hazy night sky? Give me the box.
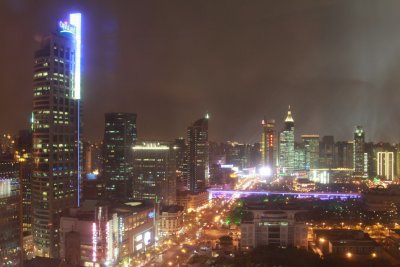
[1,0,400,143]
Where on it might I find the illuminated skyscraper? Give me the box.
[261,119,276,169]
[279,106,295,174]
[302,135,320,170]
[187,115,209,192]
[353,126,365,177]
[377,152,394,180]
[102,113,137,200]
[31,13,82,257]
[132,141,176,205]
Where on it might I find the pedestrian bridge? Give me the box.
[207,188,360,200]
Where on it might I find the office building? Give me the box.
[320,136,335,169]
[174,138,187,191]
[241,208,308,249]
[31,13,82,257]
[279,106,295,175]
[302,135,319,170]
[261,119,276,169]
[0,159,22,266]
[102,113,137,200]
[226,142,251,170]
[377,152,394,180]
[187,115,209,193]
[353,126,365,177]
[336,141,354,169]
[132,141,176,205]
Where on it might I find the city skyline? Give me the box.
[2,1,400,142]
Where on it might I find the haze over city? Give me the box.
[2,0,400,142]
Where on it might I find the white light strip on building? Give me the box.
[69,13,81,100]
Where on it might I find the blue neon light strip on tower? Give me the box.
[69,13,82,207]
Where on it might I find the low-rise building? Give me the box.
[60,200,155,267]
[314,229,381,259]
[158,205,184,237]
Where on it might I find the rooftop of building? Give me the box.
[62,199,154,221]
[314,229,377,245]
[160,205,184,214]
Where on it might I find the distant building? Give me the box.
[174,138,187,191]
[353,126,365,177]
[226,142,251,170]
[377,151,394,180]
[0,159,22,266]
[132,141,176,205]
[261,119,277,169]
[319,136,335,169]
[336,141,354,169]
[187,115,209,193]
[240,208,308,249]
[102,113,137,200]
[279,106,295,175]
[293,178,315,192]
[302,135,319,170]
[60,200,155,267]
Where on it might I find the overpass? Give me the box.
[207,188,360,200]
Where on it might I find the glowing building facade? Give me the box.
[261,119,276,170]
[102,113,137,200]
[377,152,394,180]
[279,107,295,175]
[187,115,209,193]
[32,13,82,258]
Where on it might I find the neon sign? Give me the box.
[58,21,76,34]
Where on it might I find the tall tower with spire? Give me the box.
[279,106,295,174]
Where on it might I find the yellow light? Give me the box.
[319,238,325,243]
[346,252,352,258]
[372,252,377,258]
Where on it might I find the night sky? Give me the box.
[2,0,400,143]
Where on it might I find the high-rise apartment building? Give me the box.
[31,13,82,257]
[132,141,176,205]
[0,159,22,266]
[102,113,137,200]
[187,115,209,192]
[261,119,276,169]
[353,126,365,177]
[302,135,320,170]
[377,152,394,180]
[279,107,295,174]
